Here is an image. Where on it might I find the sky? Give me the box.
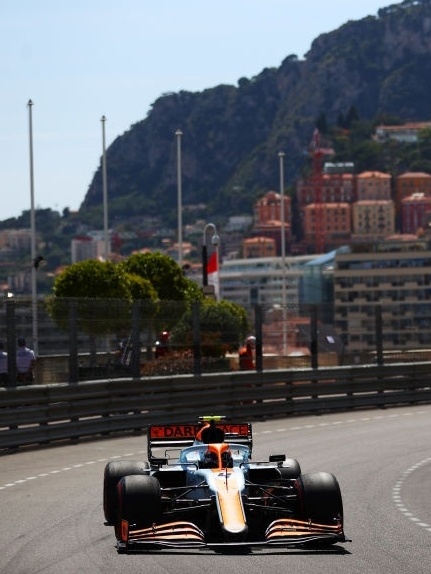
[0,0,390,222]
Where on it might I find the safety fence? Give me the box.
[1,362,430,451]
[2,297,431,385]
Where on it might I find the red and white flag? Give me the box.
[207,251,220,299]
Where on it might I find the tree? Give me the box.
[46,259,152,339]
[120,252,199,300]
[120,251,203,331]
[171,299,250,358]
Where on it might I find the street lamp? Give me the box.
[202,223,220,287]
[27,99,38,355]
[279,151,287,356]
[101,115,109,261]
[176,129,183,268]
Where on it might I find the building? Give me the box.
[242,236,276,258]
[252,191,292,255]
[71,236,106,263]
[395,172,431,213]
[254,191,291,225]
[220,255,316,308]
[374,122,431,144]
[401,193,431,234]
[303,203,352,251]
[351,200,395,241]
[356,171,392,201]
[0,229,33,251]
[333,238,431,354]
[297,171,356,207]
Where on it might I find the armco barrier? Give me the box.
[1,362,431,451]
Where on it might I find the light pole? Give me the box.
[279,151,287,356]
[101,115,109,261]
[202,223,219,287]
[27,99,38,355]
[176,129,183,268]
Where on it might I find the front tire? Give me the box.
[278,458,301,479]
[103,460,150,524]
[295,471,343,526]
[117,474,162,527]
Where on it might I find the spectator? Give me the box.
[16,337,37,384]
[239,335,256,370]
[154,330,170,359]
[0,341,8,386]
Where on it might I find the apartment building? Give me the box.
[252,191,292,255]
[254,191,291,224]
[0,229,33,251]
[303,203,352,250]
[351,200,395,241]
[297,171,356,206]
[333,238,431,353]
[401,192,431,234]
[395,172,431,210]
[356,171,391,201]
[242,236,276,258]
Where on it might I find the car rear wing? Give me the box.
[147,422,253,463]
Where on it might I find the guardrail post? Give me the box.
[192,302,201,376]
[6,299,17,387]
[254,304,263,372]
[131,301,141,379]
[310,304,318,370]
[375,304,384,366]
[68,301,78,383]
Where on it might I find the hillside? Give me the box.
[80,0,431,227]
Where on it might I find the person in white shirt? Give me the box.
[0,341,8,386]
[16,337,36,384]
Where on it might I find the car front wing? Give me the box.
[117,518,347,552]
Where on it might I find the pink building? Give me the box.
[401,192,431,234]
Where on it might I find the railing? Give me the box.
[1,362,430,451]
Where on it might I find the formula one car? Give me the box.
[103,416,347,552]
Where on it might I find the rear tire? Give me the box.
[103,460,150,524]
[117,474,162,527]
[295,471,343,526]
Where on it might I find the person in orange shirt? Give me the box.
[239,336,256,370]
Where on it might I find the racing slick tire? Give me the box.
[117,474,162,528]
[103,460,150,524]
[278,458,301,479]
[295,471,343,526]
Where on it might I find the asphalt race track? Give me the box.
[1,405,430,574]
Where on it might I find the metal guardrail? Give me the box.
[1,362,430,451]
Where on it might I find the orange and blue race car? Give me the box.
[103,416,348,552]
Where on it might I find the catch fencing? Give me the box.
[1,362,430,451]
[2,297,431,386]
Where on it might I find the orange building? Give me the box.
[243,236,276,258]
[303,203,351,251]
[252,190,292,255]
[297,173,356,206]
[254,190,291,225]
[395,172,431,210]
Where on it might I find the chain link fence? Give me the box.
[1,296,430,386]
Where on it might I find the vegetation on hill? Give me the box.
[80,0,431,227]
[2,0,431,281]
